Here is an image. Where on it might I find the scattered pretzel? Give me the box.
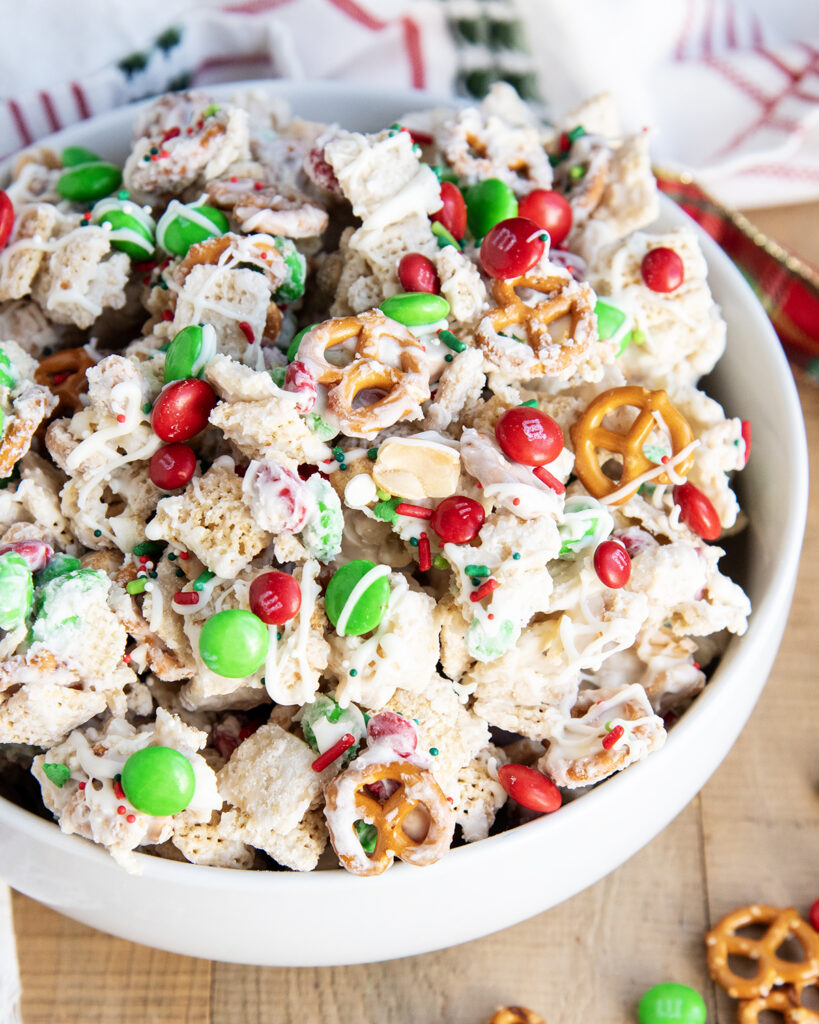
[487,1008,547,1024]
[34,347,96,418]
[323,759,454,876]
[475,273,598,380]
[297,310,431,437]
[569,385,694,504]
[705,905,819,1000]
[738,982,819,1024]
[0,387,57,477]
[205,177,328,238]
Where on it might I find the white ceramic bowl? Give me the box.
[0,82,808,966]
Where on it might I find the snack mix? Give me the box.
[0,84,751,875]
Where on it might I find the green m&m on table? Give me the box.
[120,746,196,817]
[156,199,229,257]
[57,147,122,203]
[465,178,518,240]
[0,551,33,631]
[380,292,450,327]
[92,193,156,260]
[199,608,269,677]
[637,983,706,1024]
[325,559,390,636]
[164,324,218,383]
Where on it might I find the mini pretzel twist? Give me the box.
[34,347,96,418]
[475,273,598,379]
[487,1008,547,1024]
[297,310,431,438]
[323,759,454,876]
[569,385,694,504]
[705,905,819,1000]
[738,982,819,1024]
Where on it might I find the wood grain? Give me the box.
[11,209,819,1024]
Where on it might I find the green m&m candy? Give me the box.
[120,746,196,817]
[199,608,269,677]
[0,349,17,389]
[380,292,450,327]
[156,199,229,257]
[271,236,307,303]
[301,694,366,765]
[301,476,343,562]
[465,178,518,239]
[557,495,613,558]
[164,324,218,383]
[325,559,390,636]
[466,616,518,663]
[61,146,102,168]
[637,983,706,1024]
[287,323,319,362]
[92,194,156,260]
[0,552,33,631]
[34,552,82,587]
[594,298,632,357]
[57,160,122,203]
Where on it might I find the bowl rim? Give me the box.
[0,79,809,893]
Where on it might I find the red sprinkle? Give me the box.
[160,127,181,143]
[161,310,174,322]
[117,805,126,815]
[116,414,126,423]
[470,578,499,603]
[159,149,169,159]
[51,371,70,385]
[139,556,148,563]
[230,176,238,183]
[174,591,199,605]
[741,419,752,465]
[533,465,566,494]
[126,814,136,824]
[179,551,189,560]
[395,502,433,520]
[122,654,132,664]
[238,320,255,344]
[78,782,86,790]
[602,725,624,750]
[408,129,434,146]
[512,497,521,506]
[254,181,264,190]
[661,455,670,464]
[312,733,355,773]
[418,533,431,572]
[113,781,125,800]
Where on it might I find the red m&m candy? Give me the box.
[0,190,14,251]
[480,217,545,279]
[809,899,819,933]
[641,247,684,293]
[398,252,440,294]
[149,443,197,490]
[593,540,632,588]
[673,482,721,541]
[431,180,466,240]
[430,495,484,544]
[151,378,217,442]
[495,406,563,466]
[367,711,417,758]
[249,571,301,626]
[517,189,572,247]
[497,763,562,813]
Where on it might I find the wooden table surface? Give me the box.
[11,205,819,1024]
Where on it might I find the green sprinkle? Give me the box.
[569,164,587,180]
[126,578,147,595]
[367,448,378,461]
[141,402,153,415]
[512,552,521,560]
[630,329,646,346]
[42,763,71,788]
[193,569,215,592]
[276,633,282,641]
[149,571,158,579]
[410,537,419,547]
[117,189,130,200]
[355,820,378,854]
[389,122,403,131]
[201,103,221,118]
[93,529,102,537]
[168,553,176,561]
[327,705,344,724]
[373,496,400,524]
[568,125,587,143]
[339,464,347,471]
[431,220,461,249]
[518,399,538,408]
[43,347,53,356]
[349,668,358,677]
[376,488,391,501]
[332,446,345,462]
[465,564,489,577]
[432,555,449,570]
[133,541,164,557]
[444,354,453,362]
[548,152,566,167]
[437,329,466,353]
[176,568,184,578]
[429,747,439,756]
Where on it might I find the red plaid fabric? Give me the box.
[656,170,819,380]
